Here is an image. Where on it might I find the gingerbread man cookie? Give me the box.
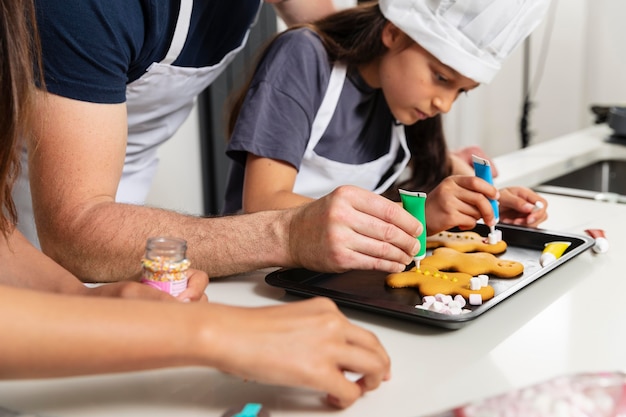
[386,265,495,301]
[426,231,507,254]
[421,247,524,278]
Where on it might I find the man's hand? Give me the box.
[286,186,421,273]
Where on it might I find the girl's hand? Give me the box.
[498,187,548,227]
[175,268,209,302]
[424,175,499,235]
[204,297,391,409]
[85,268,209,302]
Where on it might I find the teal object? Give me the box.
[233,403,263,417]
[399,189,427,261]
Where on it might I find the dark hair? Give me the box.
[0,0,43,238]
[382,115,452,201]
[228,1,451,200]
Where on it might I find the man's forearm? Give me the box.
[39,202,294,282]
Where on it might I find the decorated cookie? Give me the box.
[426,231,507,254]
[386,265,495,302]
[421,247,524,278]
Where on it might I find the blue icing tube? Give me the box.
[472,154,499,222]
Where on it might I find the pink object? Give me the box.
[427,372,626,417]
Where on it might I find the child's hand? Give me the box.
[206,297,391,409]
[175,268,209,302]
[425,175,499,235]
[85,268,209,303]
[498,187,548,227]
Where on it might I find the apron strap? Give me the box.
[372,123,411,194]
[307,63,348,152]
[162,0,194,65]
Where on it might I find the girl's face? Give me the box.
[364,23,479,125]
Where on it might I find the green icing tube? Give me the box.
[399,189,427,264]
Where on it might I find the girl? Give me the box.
[0,0,390,408]
[224,0,549,235]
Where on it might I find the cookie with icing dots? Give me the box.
[421,247,524,278]
[386,265,495,301]
[426,231,507,254]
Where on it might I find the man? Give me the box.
[16,0,421,282]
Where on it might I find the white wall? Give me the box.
[147,0,626,212]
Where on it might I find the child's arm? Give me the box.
[242,154,314,213]
[0,227,208,302]
[0,287,389,408]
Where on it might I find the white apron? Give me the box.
[14,0,262,245]
[292,64,410,199]
[121,0,262,203]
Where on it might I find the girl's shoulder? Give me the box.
[266,27,329,64]
[256,27,332,88]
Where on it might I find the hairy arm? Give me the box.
[29,93,294,281]
[30,93,420,281]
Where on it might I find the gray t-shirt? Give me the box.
[223,28,402,214]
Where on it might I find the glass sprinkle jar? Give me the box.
[140,237,190,296]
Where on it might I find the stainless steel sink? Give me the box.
[534,159,626,203]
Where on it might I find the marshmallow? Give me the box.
[478,274,489,287]
[469,293,483,305]
[470,277,482,291]
[488,229,503,245]
[454,294,467,308]
[416,293,473,315]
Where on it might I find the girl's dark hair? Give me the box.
[382,115,452,201]
[228,1,451,200]
[0,0,43,238]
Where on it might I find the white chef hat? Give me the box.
[379,0,551,84]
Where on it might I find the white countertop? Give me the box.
[1,126,625,417]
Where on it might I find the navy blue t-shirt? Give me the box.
[35,0,261,103]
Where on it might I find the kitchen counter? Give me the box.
[1,126,625,417]
[493,124,626,189]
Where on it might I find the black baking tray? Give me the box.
[265,224,594,329]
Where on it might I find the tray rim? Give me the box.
[265,224,595,329]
